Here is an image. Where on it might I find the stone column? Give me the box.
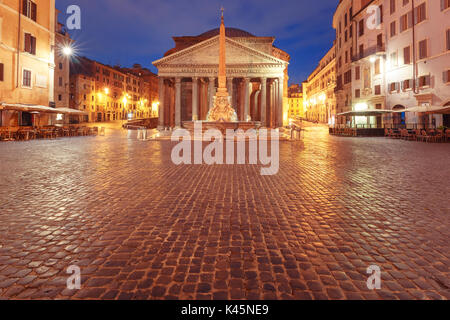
[254,90,261,121]
[243,77,250,122]
[269,80,275,127]
[192,77,199,121]
[208,77,215,111]
[260,77,267,126]
[175,77,182,128]
[227,78,233,101]
[158,77,165,129]
[277,77,284,127]
[273,79,279,127]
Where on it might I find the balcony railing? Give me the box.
[352,45,385,62]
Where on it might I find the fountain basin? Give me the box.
[182,121,261,135]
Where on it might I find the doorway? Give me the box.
[443,114,450,128]
[21,112,32,126]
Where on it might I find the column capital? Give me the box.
[175,77,182,84]
[192,76,199,81]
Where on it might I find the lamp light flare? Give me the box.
[62,46,73,56]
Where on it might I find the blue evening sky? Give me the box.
[56,0,338,85]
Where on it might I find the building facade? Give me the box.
[287,84,304,119]
[0,0,56,126]
[303,45,337,124]
[384,0,450,128]
[152,26,290,128]
[70,58,159,122]
[351,0,386,129]
[333,0,355,126]
[54,13,71,110]
[332,0,450,129]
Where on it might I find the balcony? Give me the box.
[352,45,385,62]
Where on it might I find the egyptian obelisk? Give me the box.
[206,7,237,122]
[217,7,228,97]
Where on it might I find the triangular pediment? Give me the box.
[153,35,287,67]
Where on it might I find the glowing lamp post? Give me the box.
[152,101,160,118]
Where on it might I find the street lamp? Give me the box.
[152,101,160,118]
[122,95,128,125]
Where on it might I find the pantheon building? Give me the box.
[152,27,290,128]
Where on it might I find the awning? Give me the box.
[393,106,450,114]
[0,103,87,115]
[54,108,88,115]
[337,110,393,117]
[0,103,61,113]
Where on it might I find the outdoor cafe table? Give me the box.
[19,128,36,140]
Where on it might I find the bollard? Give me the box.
[100,127,106,136]
[142,129,148,140]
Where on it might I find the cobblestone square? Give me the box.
[0,123,449,300]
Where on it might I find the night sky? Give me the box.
[56,0,338,85]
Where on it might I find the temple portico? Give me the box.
[153,27,290,128]
[157,76,285,128]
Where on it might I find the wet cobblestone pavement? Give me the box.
[0,123,449,300]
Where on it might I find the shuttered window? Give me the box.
[404,46,411,64]
[22,0,37,22]
[441,0,450,11]
[31,2,37,21]
[24,33,36,55]
[390,21,396,38]
[23,69,32,87]
[374,59,381,75]
[414,3,426,24]
[418,39,428,60]
[0,63,4,82]
[443,70,450,83]
[400,14,408,32]
[358,20,364,37]
[418,75,430,87]
[379,5,383,24]
[390,82,399,92]
[447,29,450,51]
[374,85,381,95]
[402,79,413,91]
[390,0,396,14]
